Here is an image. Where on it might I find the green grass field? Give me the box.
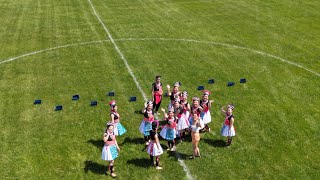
[1,0,319,179]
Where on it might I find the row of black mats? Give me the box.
[199,78,246,90]
[33,95,137,111]
[33,78,246,111]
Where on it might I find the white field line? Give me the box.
[1,38,319,78]
[0,40,109,65]
[87,0,148,102]
[116,38,320,77]
[86,0,194,179]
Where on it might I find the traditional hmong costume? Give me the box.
[110,112,126,136]
[200,100,211,124]
[101,132,118,161]
[139,109,154,136]
[139,105,155,145]
[152,82,163,113]
[168,91,181,109]
[160,117,176,150]
[177,101,190,131]
[147,130,163,156]
[221,114,236,137]
[160,117,176,140]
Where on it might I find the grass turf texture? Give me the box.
[0,0,319,179]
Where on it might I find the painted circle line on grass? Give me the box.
[0,40,110,65]
[1,38,319,77]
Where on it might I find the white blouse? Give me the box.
[190,119,204,132]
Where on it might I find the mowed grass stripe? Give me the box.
[0,0,106,60]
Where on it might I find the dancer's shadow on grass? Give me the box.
[84,160,106,175]
[127,158,153,168]
[203,138,226,148]
[121,137,144,146]
[134,110,144,114]
[160,143,168,150]
[87,139,104,149]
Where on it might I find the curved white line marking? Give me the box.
[116,38,320,77]
[0,40,110,65]
[1,38,318,77]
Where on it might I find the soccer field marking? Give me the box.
[87,0,148,102]
[1,38,319,78]
[0,40,110,65]
[116,38,320,77]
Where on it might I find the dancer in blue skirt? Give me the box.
[109,100,127,136]
[102,124,120,177]
[139,101,155,145]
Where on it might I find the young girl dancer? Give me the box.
[109,100,127,136]
[160,107,177,151]
[189,97,203,126]
[173,98,182,121]
[177,91,190,141]
[200,90,214,132]
[102,124,120,177]
[190,112,204,159]
[221,105,236,146]
[180,91,190,118]
[139,101,155,145]
[146,121,163,170]
[166,82,181,109]
[152,75,163,114]
[172,98,182,139]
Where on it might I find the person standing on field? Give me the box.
[221,105,236,146]
[102,124,120,177]
[152,75,163,114]
[190,112,204,159]
[146,121,163,170]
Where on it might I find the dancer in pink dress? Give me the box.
[177,91,190,141]
[109,100,127,136]
[221,105,236,146]
[152,75,163,114]
[189,96,203,126]
[166,82,181,109]
[200,90,214,132]
[139,101,155,145]
[101,124,120,177]
[160,107,177,151]
[146,121,163,170]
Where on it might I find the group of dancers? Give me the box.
[101,75,236,177]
